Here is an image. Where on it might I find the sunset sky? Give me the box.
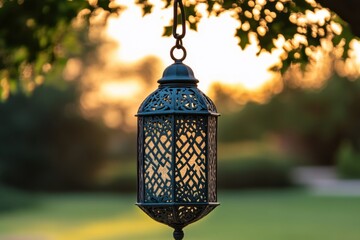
[80,0,360,128]
[106,0,280,92]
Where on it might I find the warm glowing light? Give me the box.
[94,0,360,119]
[100,80,142,102]
[306,8,331,25]
[106,1,171,62]
[351,40,360,65]
[63,58,83,81]
[106,0,279,94]
[336,39,360,79]
[103,109,123,128]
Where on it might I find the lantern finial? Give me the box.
[174,228,184,240]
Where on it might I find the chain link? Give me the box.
[173,0,186,40]
[170,0,187,62]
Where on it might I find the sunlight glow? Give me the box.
[100,80,142,102]
[56,214,164,240]
[106,1,171,62]
[80,0,360,127]
[352,40,360,65]
[336,39,360,79]
[106,0,279,93]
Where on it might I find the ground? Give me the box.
[0,189,359,240]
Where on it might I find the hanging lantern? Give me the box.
[136,1,219,239]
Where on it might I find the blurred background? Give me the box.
[1,0,360,239]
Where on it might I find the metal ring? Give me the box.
[170,45,187,62]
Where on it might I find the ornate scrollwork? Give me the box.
[138,87,217,115]
[138,204,218,230]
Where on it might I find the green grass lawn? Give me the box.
[0,190,359,240]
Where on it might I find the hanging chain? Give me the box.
[173,0,186,42]
[170,0,187,62]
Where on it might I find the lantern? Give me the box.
[136,1,219,239]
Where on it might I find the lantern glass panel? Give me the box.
[143,115,173,203]
[175,115,207,203]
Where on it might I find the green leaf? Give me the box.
[189,22,197,31]
[258,35,276,53]
[237,29,249,50]
[142,3,153,16]
[162,25,173,37]
[332,34,343,46]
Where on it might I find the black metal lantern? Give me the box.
[136,1,219,239]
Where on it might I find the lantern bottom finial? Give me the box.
[173,228,184,240]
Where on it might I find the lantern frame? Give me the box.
[136,1,219,239]
[136,62,219,239]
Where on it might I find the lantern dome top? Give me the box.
[158,62,198,84]
[137,62,218,116]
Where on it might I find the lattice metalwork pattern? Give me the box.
[207,116,217,202]
[143,115,173,203]
[138,204,218,229]
[138,87,217,114]
[175,115,207,202]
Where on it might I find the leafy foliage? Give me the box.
[0,0,121,98]
[219,155,293,189]
[0,0,358,96]
[138,0,356,74]
[337,141,360,179]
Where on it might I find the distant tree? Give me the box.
[218,74,360,165]
[0,0,121,98]
[0,84,107,190]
